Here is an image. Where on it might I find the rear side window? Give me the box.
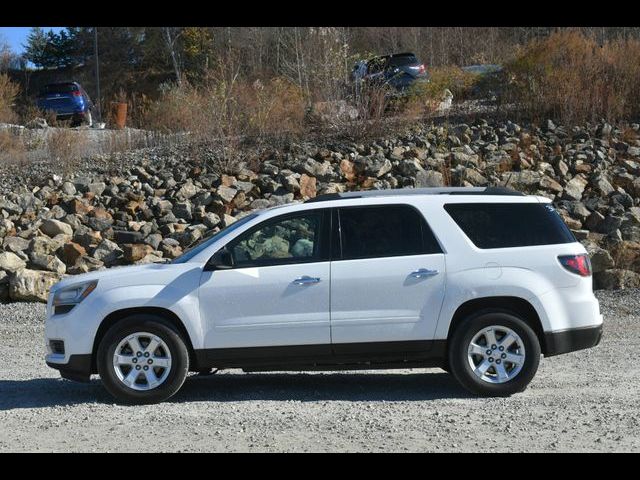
[444,203,576,249]
[338,205,442,260]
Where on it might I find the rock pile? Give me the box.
[2,118,640,301]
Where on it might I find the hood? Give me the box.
[50,262,199,294]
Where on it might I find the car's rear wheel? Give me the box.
[448,312,540,396]
[97,315,189,404]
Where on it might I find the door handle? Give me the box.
[409,268,439,278]
[292,276,321,286]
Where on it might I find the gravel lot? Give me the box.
[0,290,638,452]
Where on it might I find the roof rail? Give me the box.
[304,186,524,203]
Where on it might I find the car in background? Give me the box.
[352,52,429,95]
[36,82,94,127]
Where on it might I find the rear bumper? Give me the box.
[46,354,92,383]
[544,324,603,357]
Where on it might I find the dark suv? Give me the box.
[36,82,94,127]
[352,52,429,95]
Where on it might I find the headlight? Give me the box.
[53,280,98,306]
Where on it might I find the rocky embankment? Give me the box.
[2,118,640,302]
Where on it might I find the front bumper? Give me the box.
[544,324,603,357]
[46,354,92,382]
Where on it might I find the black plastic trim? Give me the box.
[544,325,602,357]
[54,304,75,315]
[194,340,446,370]
[46,354,92,383]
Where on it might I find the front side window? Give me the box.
[230,212,323,267]
[172,213,259,264]
[338,205,442,260]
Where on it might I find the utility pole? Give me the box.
[94,27,101,124]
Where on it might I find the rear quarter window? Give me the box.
[444,203,576,249]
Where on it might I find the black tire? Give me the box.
[448,311,541,397]
[97,314,189,404]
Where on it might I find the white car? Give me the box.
[45,187,603,404]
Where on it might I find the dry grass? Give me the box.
[0,129,28,165]
[46,129,88,174]
[505,30,640,124]
[143,67,309,173]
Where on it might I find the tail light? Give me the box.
[418,64,426,74]
[558,254,592,277]
[72,90,82,96]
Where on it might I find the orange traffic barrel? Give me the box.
[113,102,127,129]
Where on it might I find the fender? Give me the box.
[435,266,553,339]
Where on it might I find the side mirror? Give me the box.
[206,248,234,271]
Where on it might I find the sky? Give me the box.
[0,27,65,54]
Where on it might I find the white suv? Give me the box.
[45,187,603,404]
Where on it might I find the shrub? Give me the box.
[505,30,640,123]
[424,66,478,101]
[0,74,19,124]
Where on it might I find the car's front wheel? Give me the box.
[97,315,189,404]
[448,312,541,396]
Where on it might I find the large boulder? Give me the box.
[9,269,63,302]
[415,170,444,188]
[594,269,640,290]
[122,243,153,262]
[3,236,31,253]
[93,239,123,266]
[299,174,317,199]
[587,246,615,273]
[29,253,66,274]
[61,242,87,266]
[0,252,26,273]
[609,240,640,271]
[0,271,9,303]
[563,175,588,201]
[29,236,64,256]
[40,219,73,237]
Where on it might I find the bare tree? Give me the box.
[163,27,183,85]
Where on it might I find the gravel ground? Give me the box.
[0,290,638,452]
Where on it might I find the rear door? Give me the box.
[330,204,446,350]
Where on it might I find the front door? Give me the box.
[198,209,331,353]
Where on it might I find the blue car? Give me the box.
[36,82,94,126]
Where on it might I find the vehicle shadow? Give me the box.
[0,371,474,410]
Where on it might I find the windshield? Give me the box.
[171,213,259,264]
